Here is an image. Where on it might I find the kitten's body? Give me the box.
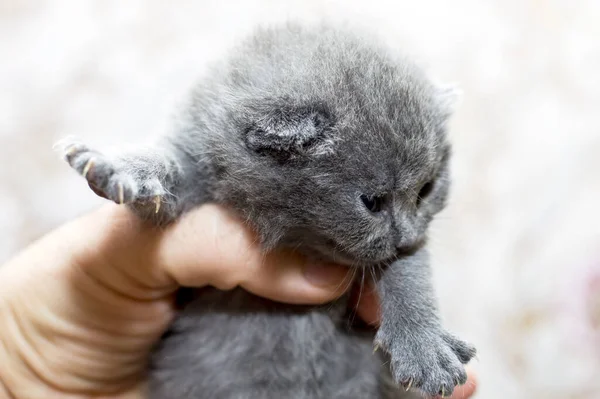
[60,24,475,398]
[154,289,389,399]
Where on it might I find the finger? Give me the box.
[150,204,351,304]
[240,250,351,304]
[449,368,477,398]
[150,203,263,288]
[353,280,381,326]
[111,382,147,399]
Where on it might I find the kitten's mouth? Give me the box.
[316,249,370,267]
[312,240,397,269]
[312,237,427,269]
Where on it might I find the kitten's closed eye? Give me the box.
[416,180,434,206]
[361,194,385,213]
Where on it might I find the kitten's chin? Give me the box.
[279,231,397,268]
[310,243,396,269]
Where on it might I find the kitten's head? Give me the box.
[204,25,457,267]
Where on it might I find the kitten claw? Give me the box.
[440,385,446,397]
[154,196,161,213]
[118,182,124,204]
[82,158,95,178]
[373,342,381,354]
[64,145,78,157]
[405,377,413,391]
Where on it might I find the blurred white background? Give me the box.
[1,0,599,397]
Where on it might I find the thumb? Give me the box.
[141,204,352,304]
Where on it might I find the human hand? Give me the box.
[0,204,476,399]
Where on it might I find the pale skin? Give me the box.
[0,204,477,399]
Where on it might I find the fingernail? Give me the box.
[303,263,346,287]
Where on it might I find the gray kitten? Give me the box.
[59,23,476,399]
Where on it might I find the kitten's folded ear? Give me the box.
[244,103,335,157]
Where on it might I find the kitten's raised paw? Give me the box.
[375,327,475,398]
[58,140,163,209]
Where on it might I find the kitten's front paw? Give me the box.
[57,139,163,211]
[375,327,475,397]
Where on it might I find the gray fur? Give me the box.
[59,23,475,398]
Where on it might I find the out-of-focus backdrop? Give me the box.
[1,1,599,397]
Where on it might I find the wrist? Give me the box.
[0,376,14,399]
[0,295,48,399]
[0,207,165,398]
[0,337,14,399]
[0,262,158,399]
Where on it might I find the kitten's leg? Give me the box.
[374,248,476,398]
[57,138,184,224]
